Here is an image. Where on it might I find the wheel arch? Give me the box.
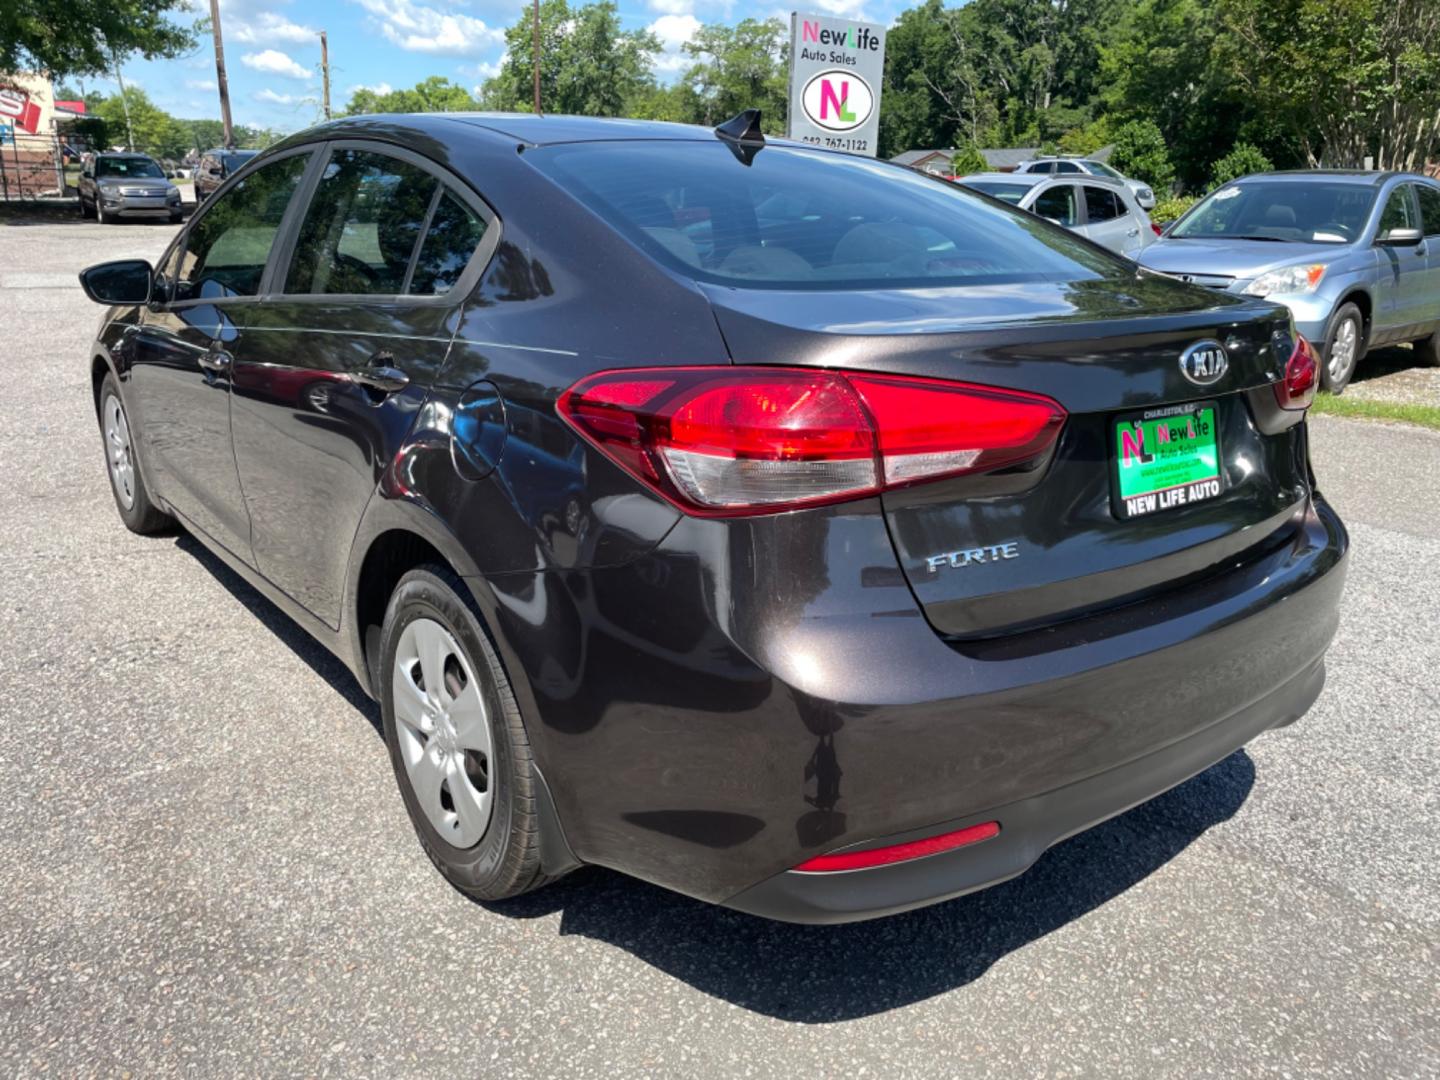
[1334,289,1372,345]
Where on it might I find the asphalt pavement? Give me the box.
[0,219,1436,1078]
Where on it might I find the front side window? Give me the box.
[1378,185,1419,236]
[174,151,310,302]
[1171,181,1376,244]
[1084,186,1123,222]
[284,149,439,296]
[1033,184,1080,227]
[1416,185,1440,238]
[531,142,1122,290]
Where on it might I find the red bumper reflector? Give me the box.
[792,820,1001,873]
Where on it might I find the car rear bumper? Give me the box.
[724,654,1324,923]
[484,491,1347,922]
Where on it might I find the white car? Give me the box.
[1013,157,1156,210]
[959,172,1158,259]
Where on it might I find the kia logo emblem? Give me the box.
[1179,339,1229,386]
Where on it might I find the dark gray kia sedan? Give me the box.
[79,113,1348,923]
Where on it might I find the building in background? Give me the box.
[0,70,89,198]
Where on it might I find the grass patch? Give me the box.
[1310,392,1440,431]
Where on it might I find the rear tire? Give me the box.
[1415,331,1440,367]
[97,374,171,534]
[1320,302,1365,394]
[379,565,558,901]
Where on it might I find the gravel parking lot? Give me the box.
[1,218,1436,1078]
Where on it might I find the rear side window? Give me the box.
[1033,184,1079,227]
[1084,186,1123,222]
[174,151,310,301]
[284,149,438,296]
[1418,185,1440,237]
[531,142,1121,290]
[1054,161,1082,174]
[409,189,487,295]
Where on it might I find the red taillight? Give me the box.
[1275,334,1318,411]
[793,821,1001,872]
[557,366,1066,516]
[1151,222,1164,237]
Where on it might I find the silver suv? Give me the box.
[1015,157,1156,210]
[959,172,1156,259]
[1138,171,1440,392]
[77,153,182,225]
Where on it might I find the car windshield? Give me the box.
[1084,161,1123,180]
[1171,181,1376,244]
[963,181,1033,205]
[96,157,164,179]
[531,142,1125,290]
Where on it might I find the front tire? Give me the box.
[97,374,171,534]
[1320,302,1365,394]
[379,565,556,901]
[97,201,114,225]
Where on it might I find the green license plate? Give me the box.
[1112,401,1223,520]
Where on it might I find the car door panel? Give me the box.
[1414,183,1440,335]
[1373,184,1428,337]
[226,144,494,628]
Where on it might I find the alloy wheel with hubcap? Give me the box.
[103,393,136,510]
[392,616,495,848]
[1322,303,1364,393]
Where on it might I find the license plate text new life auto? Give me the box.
[1112,402,1222,519]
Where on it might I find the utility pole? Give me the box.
[532,0,541,115]
[111,50,135,150]
[319,31,331,120]
[209,0,235,148]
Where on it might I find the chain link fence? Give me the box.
[0,130,92,201]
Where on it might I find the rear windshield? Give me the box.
[223,152,258,172]
[963,181,1032,205]
[530,142,1124,290]
[96,157,164,179]
[1171,182,1377,244]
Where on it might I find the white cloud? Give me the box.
[648,14,702,75]
[242,48,311,79]
[186,78,218,91]
[810,0,869,17]
[254,88,297,105]
[647,0,696,13]
[460,56,505,82]
[352,0,504,56]
[231,11,319,45]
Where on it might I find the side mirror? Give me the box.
[1378,227,1423,246]
[78,259,154,305]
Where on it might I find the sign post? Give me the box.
[786,12,886,157]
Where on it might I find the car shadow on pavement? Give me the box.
[173,532,381,732]
[477,751,1254,1022]
[172,530,1255,1024]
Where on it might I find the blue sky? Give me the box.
[82,0,896,135]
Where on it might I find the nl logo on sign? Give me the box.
[800,69,875,131]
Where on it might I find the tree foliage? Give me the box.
[345,77,477,116]
[0,0,196,80]
[950,144,988,175]
[1108,118,1174,189]
[1210,141,1273,185]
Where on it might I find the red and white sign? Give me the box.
[0,87,43,133]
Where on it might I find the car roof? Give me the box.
[1235,170,1417,186]
[97,152,155,159]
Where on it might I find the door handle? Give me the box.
[198,349,232,373]
[1126,226,1140,237]
[351,365,411,394]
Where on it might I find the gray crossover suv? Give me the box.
[959,172,1156,259]
[1139,171,1440,392]
[78,153,183,224]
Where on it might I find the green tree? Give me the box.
[1,0,196,80]
[950,144,988,174]
[89,87,188,156]
[1108,118,1174,190]
[345,76,477,116]
[1218,0,1440,170]
[480,0,659,117]
[1209,141,1273,185]
[679,18,788,131]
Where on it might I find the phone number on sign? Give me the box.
[799,135,870,152]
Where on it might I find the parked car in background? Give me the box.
[194,147,260,202]
[75,114,1346,924]
[1014,157,1156,210]
[959,172,1156,259]
[1139,171,1440,392]
[77,152,182,224]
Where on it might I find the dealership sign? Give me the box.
[787,13,885,156]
